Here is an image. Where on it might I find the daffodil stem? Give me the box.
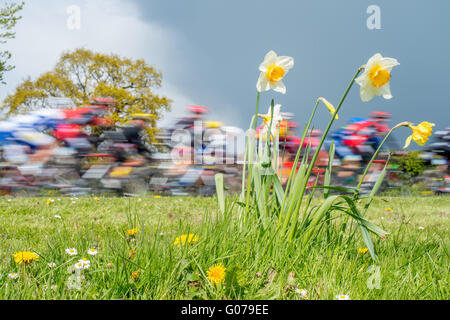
[354,126,398,194]
[286,67,362,241]
[278,99,319,228]
[244,92,261,221]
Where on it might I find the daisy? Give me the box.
[295,288,308,298]
[65,248,78,256]
[8,273,19,279]
[87,248,98,256]
[336,294,350,300]
[54,215,62,219]
[48,262,57,268]
[256,50,294,94]
[355,53,399,102]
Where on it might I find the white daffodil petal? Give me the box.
[277,56,294,70]
[259,50,277,71]
[270,80,286,94]
[379,57,400,69]
[360,85,376,102]
[256,72,270,92]
[379,83,393,99]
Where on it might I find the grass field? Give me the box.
[0,195,448,300]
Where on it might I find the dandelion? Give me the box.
[106,263,113,269]
[13,251,39,265]
[46,199,54,205]
[358,248,368,254]
[154,195,161,199]
[173,234,199,248]
[355,53,399,102]
[126,228,140,237]
[256,50,294,94]
[318,97,338,120]
[295,288,308,299]
[65,248,78,256]
[128,249,136,259]
[206,264,226,286]
[87,248,98,256]
[336,294,350,300]
[132,270,141,281]
[48,262,57,268]
[385,208,392,212]
[94,197,99,203]
[403,122,435,149]
[8,273,19,279]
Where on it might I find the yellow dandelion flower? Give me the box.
[385,208,392,212]
[206,264,226,286]
[128,249,136,259]
[94,197,99,203]
[126,228,140,236]
[358,248,368,254]
[403,122,435,149]
[46,199,52,205]
[132,270,141,281]
[13,251,39,265]
[154,195,161,199]
[173,234,199,248]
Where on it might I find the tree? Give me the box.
[2,48,172,141]
[0,1,24,84]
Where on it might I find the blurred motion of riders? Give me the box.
[0,98,448,197]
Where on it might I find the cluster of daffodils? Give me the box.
[254,50,435,150]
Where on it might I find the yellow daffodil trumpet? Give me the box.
[403,121,435,149]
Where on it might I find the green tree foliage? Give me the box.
[396,150,425,178]
[2,48,171,141]
[0,1,24,84]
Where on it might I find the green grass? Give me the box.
[0,195,448,300]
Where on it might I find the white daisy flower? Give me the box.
[418,226,425,230]
[78,258,90,266]
[48,262,57,268]
[355,53,400,102]
[8,273,19,279]
[256,50,294,94]
[74,262,85,270]
[65,248,78,256]
[336,294,350,300]
[295,288,308,298]
[87,248,98,256]
[54,215,62,219]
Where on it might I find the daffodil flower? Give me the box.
[256,50,294,94]
[318,97,338,120]
[355,53,399,102]
[258,104,283,138]
[403,121,435,148]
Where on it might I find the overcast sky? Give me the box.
[1,0,449,145]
